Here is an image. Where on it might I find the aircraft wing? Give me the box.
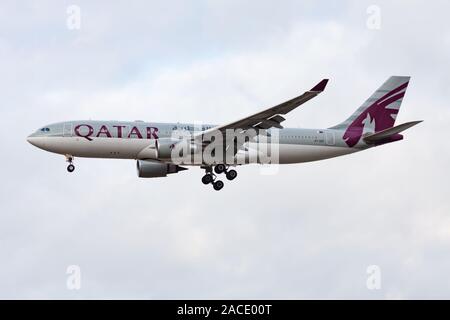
[196,79,329,139]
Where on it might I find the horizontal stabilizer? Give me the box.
[363,120,423,144]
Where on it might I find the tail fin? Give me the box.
[330,76,411,147]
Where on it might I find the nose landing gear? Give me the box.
[65,155,75,173]
[201,165,238,191]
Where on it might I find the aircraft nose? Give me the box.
[27,135,44,148]
[27,135,37,146]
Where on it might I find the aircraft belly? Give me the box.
[40,137,149,159]
[37,137,357,164]
[231,143,357,165]
[277,144,357,164]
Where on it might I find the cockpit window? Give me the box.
[40,128,50,132]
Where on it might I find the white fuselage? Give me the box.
[27,136,360,164]
[27,120,366,165]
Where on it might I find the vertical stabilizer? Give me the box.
[330,76,410,147]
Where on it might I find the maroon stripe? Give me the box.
[374,82,408,105]
[378,92,405,110]
[342,83,408,147]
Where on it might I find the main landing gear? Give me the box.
[66,155,75,173]
[201,165,238,191]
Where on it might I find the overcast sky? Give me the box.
[1,0,449,299]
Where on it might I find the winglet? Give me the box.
[310,79,329,92]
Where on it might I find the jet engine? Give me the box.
[136,159,187,178]
[137,138,201,162]
[137,138,181,160]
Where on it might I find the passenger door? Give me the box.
[63,123,73,137]
[325,130,335,145]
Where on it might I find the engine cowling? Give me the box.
[136,159,187,178]
[137,138,180,160]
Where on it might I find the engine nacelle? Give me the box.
[136,159,187,178]
[137,138,180,160]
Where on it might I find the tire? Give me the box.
[213,180,224,191]
[214,164,226,174]
[201,174,213,185]
[67,164,75,173]
[226,169,237,181]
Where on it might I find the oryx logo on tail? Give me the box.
[331,76,410,147]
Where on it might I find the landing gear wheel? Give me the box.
[214,164,226,174]
[67,164,75,173]
[201,174,214,185]
[213,180,224,191]
[226,169,237,181]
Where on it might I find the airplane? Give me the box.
[27,76,422,191]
